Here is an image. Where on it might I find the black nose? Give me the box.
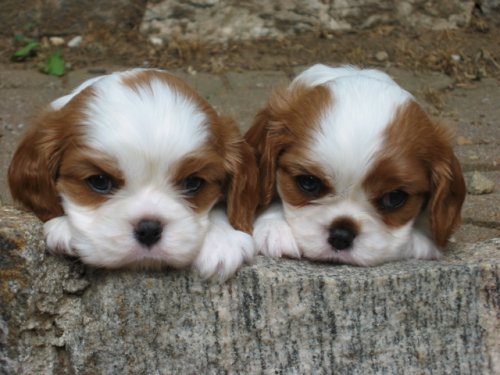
[134,219,163,247]
[328,227,356,251]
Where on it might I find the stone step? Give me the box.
[1,206,498,374]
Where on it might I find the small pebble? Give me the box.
[49,36,65,46]
[456,135,473,145]
[67,36,83,48]
[149,36,163,46]
[466,171,495,195]
[451,54,461,62]
[375,51,389,62]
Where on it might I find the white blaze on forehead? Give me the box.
[79,71,210,185]
[299,68,412,195]
[292,64,398,88]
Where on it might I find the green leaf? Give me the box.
[11,41,39,61]
[43,51,65,76]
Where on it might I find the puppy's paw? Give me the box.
[409,230,441,260]
[193,225,255,281]
[44,217,76,256]
[254,216,301,259]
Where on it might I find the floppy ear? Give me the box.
[245,84,327,209]
[429,149,466,248]
[245,105,287,209]
[8,109,65,221]
[226,140,260,233]
[218,116,260,233]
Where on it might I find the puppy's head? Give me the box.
[246,64,465,266]
[9,69,258,268]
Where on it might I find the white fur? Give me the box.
[84,73,209,175]
[256,65,441,265]
[54,187,207,269]
[253,203,301,259]
[282,198,439,266]
[44,216,75,256]
[292,64,399,89]
[193,208,255,280]
[41,70,251,278]
[306,67,412,192]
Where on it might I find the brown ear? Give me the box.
[245,106,285,209]
[429,151,466,247]
[245,84,328,209]
[216,116,260,233]
[226,140,260,233]
[8,110,65,221]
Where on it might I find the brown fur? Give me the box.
[8,88,95,221]
[57,149,125,207]
[277,152,335,207]
[245,84,333,209]
[363,101,465,246]
[9,70,259,234]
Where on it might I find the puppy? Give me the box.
[246,64,466,266]
[8,69,258,279]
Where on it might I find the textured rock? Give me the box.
[1,205,499,374]
[478,0,500,15]
[466,171,495,195]
[141,0,475,44]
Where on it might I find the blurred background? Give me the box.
[0,0,499,80]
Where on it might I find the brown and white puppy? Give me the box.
[9,69,258,279]
[246,64,465,266]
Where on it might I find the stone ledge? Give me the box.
[141,0,475,44]
[0,205,498,374]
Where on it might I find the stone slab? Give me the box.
[0,206,498,374]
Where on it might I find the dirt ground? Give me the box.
[0,13,499,82]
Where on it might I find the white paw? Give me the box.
[409,230,441,260]
[44,216,76,256]
[253,216,301,259]
[193,225,255,280]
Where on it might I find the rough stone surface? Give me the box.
[479,0,500,15]
[0,206,499,374]
[466,171,496,195]
[141,0,475,44]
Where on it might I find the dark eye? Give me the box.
[296,175,324,197]
[184,176,205,195]
[378,190,409,210]
[86,174,114,194]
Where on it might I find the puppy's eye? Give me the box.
[378,190,408,210]
[296,175,324,197]
[86,174,114,194]
[184,176,205,195]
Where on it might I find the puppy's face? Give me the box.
[247,66,465,266]
[9,70,257,268]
